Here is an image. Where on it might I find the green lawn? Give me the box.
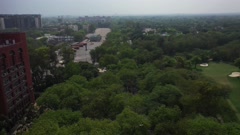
[199,62,240,112]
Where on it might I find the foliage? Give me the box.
[73,30,85,42]
[234,58,240,69]
[59,45,74,64]
[178,115,226,135]
[26,16,240,134]
[116,108,150,135]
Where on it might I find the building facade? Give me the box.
[0,33,35,123]
[0,14,42,30]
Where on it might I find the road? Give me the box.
[74,28,111,63]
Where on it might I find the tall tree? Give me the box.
[234,58,240,69]
[116,108,150,135]
[191,56,202,69]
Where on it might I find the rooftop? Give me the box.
[0,39,19,48]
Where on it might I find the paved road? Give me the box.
[74,28,111,63]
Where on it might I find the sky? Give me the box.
[1,0,240,16]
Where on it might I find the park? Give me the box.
[200,62,240,119]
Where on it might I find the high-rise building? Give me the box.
[0,33,35,123]
[0,14,42,30]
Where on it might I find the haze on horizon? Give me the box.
[1,0,240,16]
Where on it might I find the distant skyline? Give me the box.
[1,0,240,16]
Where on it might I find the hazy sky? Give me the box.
[1,0,240,16]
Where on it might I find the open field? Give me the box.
[200,62,240,116]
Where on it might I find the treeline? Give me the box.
[117,15,240,63]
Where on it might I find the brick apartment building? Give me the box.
[0,33,35,123]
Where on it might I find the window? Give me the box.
[11,92,14,98]
[10,51,15,66]
[12,73,18,80]
[19,87,22,92]
[6,92,12,100]
[4,85,12,93]
[18,48,23,62]
[3,78,10,85]
[0,54,6,70]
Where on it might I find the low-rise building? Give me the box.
[68,25,78,31]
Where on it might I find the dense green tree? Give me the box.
[60,45,74,64]
[32,46,50,70]
[63,62,81,79]
[160,56,177,69]
[78,62,99,80]
[149,106,181,127]
[116,108,150,135]
[149,85,182,107]
[99,54,119,67]
[69,118,120,135]
[26,110,81,135]
[175,56,187,68]
[73,31,85,42]
[118,48,135,59]
[234,58,240,69]
[224,123,240,135]
[118,69,138,94]
[27,119,60,135]
[120,58,138,69]
[37,81,84,110]
[89,24,96,33]
[191,56,202,69]
[90,46,107,63]
[178,115,226,135]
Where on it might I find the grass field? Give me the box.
[199,62,240,113]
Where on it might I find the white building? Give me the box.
[68,25,78,31]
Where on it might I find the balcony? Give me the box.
[22,86,27,90]
[19,68,25,75]
[14,66,18,71]
[22,87,28,94]
[21,80,26,84]
[15,98,22,106]
[12,81,21,88]
[8,106,14,112]
[3,79,10,86]
[23,93,29,99]
[6,92,13,101]
[12,74,18,81]
[4,86,12,93]
[18,63,24,69]
[7,100,14,109]
[19,71,25,77]
[15,90,21,97]
[1,71,8,77]
[9,67,15,73]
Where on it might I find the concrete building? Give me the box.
[0,14,42,30]
[0,33,35,124]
